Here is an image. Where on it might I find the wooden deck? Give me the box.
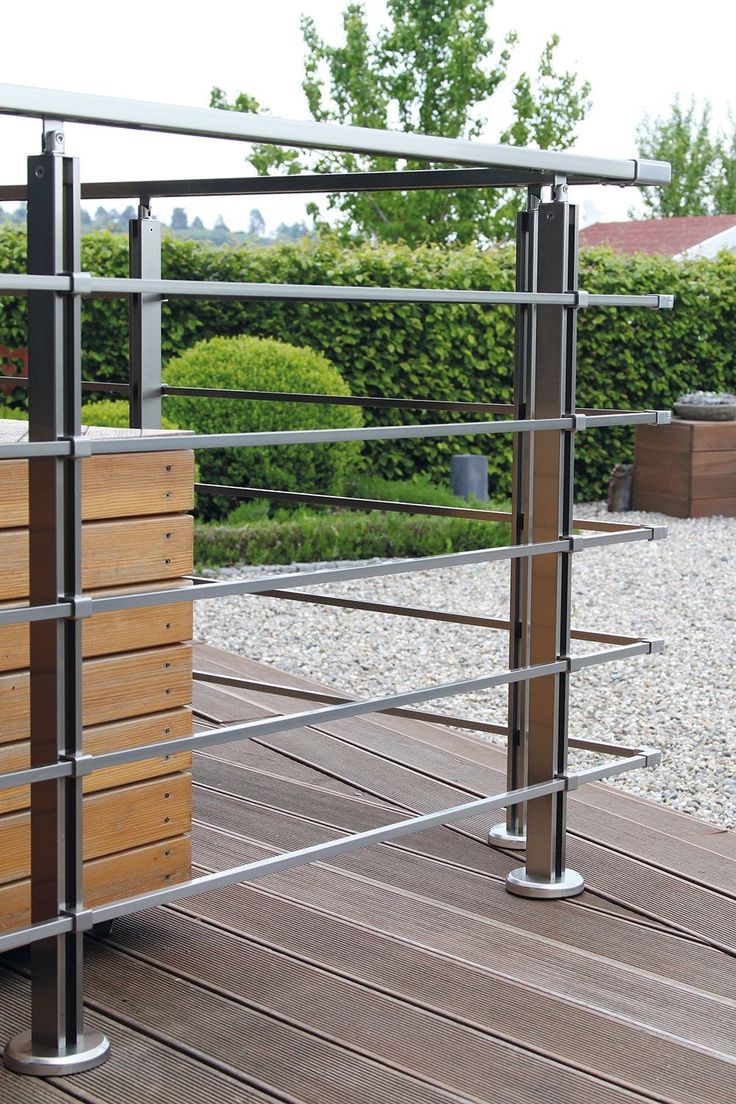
[1,640,734,1104]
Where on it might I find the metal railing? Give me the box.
[0,82,672,1076]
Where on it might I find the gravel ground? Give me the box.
[196,504,736,830]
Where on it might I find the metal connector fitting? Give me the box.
[636,746,662,769]
[59,750,94,777]
[63,907,95,934]
[558,654,580,674]
[571,413,587,431]
[569,534,586,552]
[63,435,92,457]
[69,596,94,620]
[654,409,672,425]
[67,271,92,296]
[573,290,590,309]
[648,525,668,541]
[556,771,579,792]
[654,294,675,310]
[648,638,666,656]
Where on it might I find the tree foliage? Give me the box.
[636,98,736,217]
[211,1,591,244]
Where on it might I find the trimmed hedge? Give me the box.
[196,511,509,568]
[163,335,363,519]
[1,225,734,500]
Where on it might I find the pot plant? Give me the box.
[673,390,736,421]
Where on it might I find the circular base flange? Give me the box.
[488,822,527,850]
[506,866,585,899]
[4,1030,110,1077]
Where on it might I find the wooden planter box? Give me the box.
[633,419,736,518]
[0,421,195,931]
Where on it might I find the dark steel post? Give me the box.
[4,123,110,1075]
[488,189,539,850]
[129,203,162,429]
[505,183,584,898]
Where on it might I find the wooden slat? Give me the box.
[0,772,192,884]
[692,448,736,476]
[690,419,736,451]
[633,442,691,475]
[0,589,193,673]
[0,514,193,601]
[0,835,191,931]
[690,496,736,517]
[0,643,192,743]
[630,487,690,517]
[0,451,194,529]
[0,707,193,814]
[632,463,689,496]
[634,420,692,453]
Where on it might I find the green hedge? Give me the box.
[196,511,509,568]
[1,225,734,500]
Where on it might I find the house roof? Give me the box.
[580,214,736,256]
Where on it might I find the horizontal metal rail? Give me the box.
[0,413,671,463]
[0,761,73,793]
[0,166,672,205]
[92,528,661,610]
[87,776,568,925]
[85,746,658,927]
[0,272,675,311]
[0,522,665,630]
[247,587,652,647]
[5,377,130,396]
[192,670,658,751]
[194,483,667,537]
[0,82,670,184]
[164,385,513,415]
[196,482,514,522]
[0,916,74,956]
[0,380,674,428]
[62,640,654,776]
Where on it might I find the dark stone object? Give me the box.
[672,402,736,421]
[451,453,488,502]
[608,463,633,512]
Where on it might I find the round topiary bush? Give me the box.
[162,335,363,519]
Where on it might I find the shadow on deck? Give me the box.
[1,641,734,1104]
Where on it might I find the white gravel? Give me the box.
[195,504,736,830]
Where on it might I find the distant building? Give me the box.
[580,214,736,259]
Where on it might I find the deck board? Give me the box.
[1,639,734,1104]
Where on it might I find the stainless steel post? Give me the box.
[505,183,584,898]
[129,202,162,429]
[489,188,540,850]
[4,122,110,1075]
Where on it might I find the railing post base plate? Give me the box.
[4,1030,110,1077]
[505,866,584,899]
[488,822,527,850]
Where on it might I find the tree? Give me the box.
[635,98,736,217]
[171,207,189,230]
[211,1,591,244]
[191,216,205,230]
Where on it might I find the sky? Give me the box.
[0,0,732,233]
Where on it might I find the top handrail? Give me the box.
[0,82,670,186]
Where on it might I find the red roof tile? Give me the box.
[580,214,736,255]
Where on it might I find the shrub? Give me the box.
[79,398,180,430]
[162,335,363,519]
[196,510,509,567]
